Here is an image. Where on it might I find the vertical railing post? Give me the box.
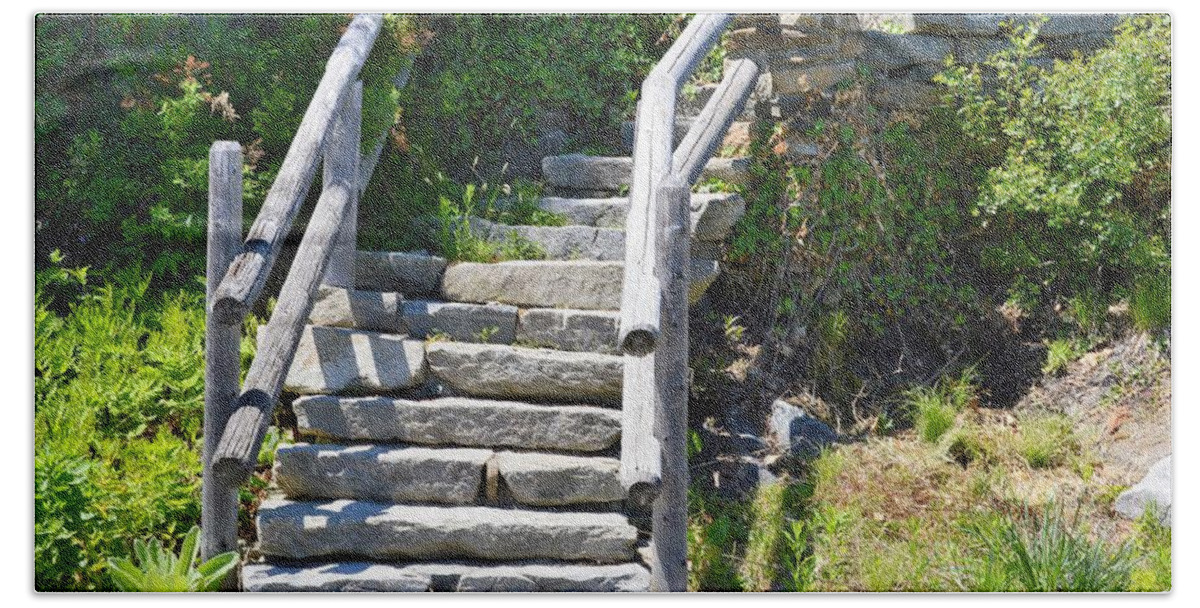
[324,80,363,289]
[202,141,243,578]
[649,176,692,592]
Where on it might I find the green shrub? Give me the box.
[936,15,1171,317]
[35,262,208,590]
[36,14,415,290]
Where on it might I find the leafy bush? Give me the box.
[106,526,238,592]
[35,14,416,290]
[35,262,207,590]
[936,15,1171,317]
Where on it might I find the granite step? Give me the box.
[425,342,623,405]
[242,560,650,592]
[256,499,639,563]
[293,395,622,452]
[542,153,751,191]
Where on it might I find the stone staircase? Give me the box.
[241,145,745,592]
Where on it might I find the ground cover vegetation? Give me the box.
[686,15,1170,591]
[35,13,1170,591]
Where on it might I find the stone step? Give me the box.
[273,444,624,507]
[542,154,751,191]
[516,308,620,354]
[426,342,623,405]
[354,251,447,297]
[273,443,491,505]
[535,192,745,239]
[243,560,650,592]
[496,452,624,507]
[309,286,518,343]
[270,325,427,396]
[467,217,625,261]
[257,499,639,563]
[466,200,743,262]
[442,258,721,310]
[293,395,621,452]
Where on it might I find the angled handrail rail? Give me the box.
[201,14,403,569]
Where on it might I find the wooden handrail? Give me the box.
[672,58,759,185]
[618,14,730,356]
[615,13,763,592]
[211,14,381,325]
[212,81,363,484]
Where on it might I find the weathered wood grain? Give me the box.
[673,58,759,185]
[213,81,363,483]
[211,14,381,323]
[324,81,363,289]
[201,141,243,572]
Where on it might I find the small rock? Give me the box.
[1115,455,1171,526]
[768,399,837,459]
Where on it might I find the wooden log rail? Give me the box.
[201,13,412,566]
[616,13,759,592]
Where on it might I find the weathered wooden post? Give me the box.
[202,141,243,574]
[324,80,363,289]
[650,176,692,592]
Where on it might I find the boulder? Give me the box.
[1115,455,1172,526]
[862,32,953,72]
[442,260,623,310]
[402,299,517,343]
[768,399,837,459]
[307,285,403,332]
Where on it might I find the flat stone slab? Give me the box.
[442,260,623,310]
[1115,455,1172,526]
[543,154,750,190]
[293,396,621,452]
[497,452,624,507]
[516,308,620,354]
[356,251,447,296]
[308,285,403,332]
[274,443,491,505]
[453,562,649,592]
[274,325,426,395]
[242,561,650,592]
[426,342,623,404]
[257,499,639,562]
[535,193,745,240]
[402,299,517,343]
[243,562,431,592]
[442,259,720,310]
[467,217,627,261]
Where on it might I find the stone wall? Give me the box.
[725,13,1124,127]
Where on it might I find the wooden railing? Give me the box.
[616,14,759,592]
[200,14,394,574]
